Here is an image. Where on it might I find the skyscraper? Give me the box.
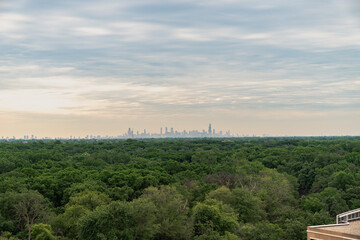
[208,124,212,135]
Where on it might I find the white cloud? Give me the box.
[73,27,112,36]
[1,0,360,136]
[0,13,32,39]
[0,65,40,71]
[0,89,75,113]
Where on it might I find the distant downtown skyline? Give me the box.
[2,123,357,140]
[1,124,238,140]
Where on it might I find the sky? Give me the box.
[1,0,360,137]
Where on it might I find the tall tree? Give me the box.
[14,191,49,240]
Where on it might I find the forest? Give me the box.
[0,137,360,240]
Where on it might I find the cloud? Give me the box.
[1,0,360,136]
[73,27,112,36]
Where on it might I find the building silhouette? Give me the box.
[307,208,360,239]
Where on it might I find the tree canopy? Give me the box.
[0,137,359,239]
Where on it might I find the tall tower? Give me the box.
[208,124,212,135]
[160,127,163,135]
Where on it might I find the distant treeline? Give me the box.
[1,138,360,239]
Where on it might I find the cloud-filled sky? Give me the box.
[1,0,360,137]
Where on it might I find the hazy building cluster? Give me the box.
[125,124,232,139]
[1,124,266,141]
[1,124,235,141]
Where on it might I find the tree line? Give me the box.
[0,137,360,239]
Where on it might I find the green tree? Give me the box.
[207,186,264,223]
[66,190,111,210]
[31,223,55,240]
[329,171,355,191]
[13,191,50,240]
[238,222,284,240]
[193,199,238,238]
[319,187,348,217]
[78,199,158,240]
[0,231,19,240]
[302,196,323,213]
[140,186,191,240]
[54,190,111,238]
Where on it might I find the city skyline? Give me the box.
[1,124,235,140]
[1,1,360,137]
[1,122,358,140]
[124,124,232,139]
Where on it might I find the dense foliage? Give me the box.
[0,137,360,239]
